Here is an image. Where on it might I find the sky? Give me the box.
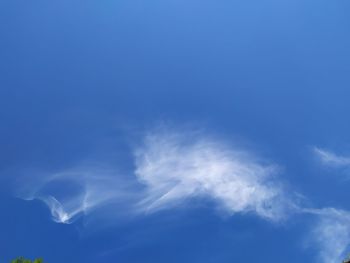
[1,0,350,262]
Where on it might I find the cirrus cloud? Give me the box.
[19,127,350,263]
[305,208,350,263]
[17,128,292,224]
[313,147,350,168]
[134,130,291,221]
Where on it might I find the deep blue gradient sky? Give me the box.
[1,0,350,263]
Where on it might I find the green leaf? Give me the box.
[11,257,44,263]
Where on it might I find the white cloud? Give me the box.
[309,147,350,262]
[314,147,350,167]
[20,128,350,263]
[15,130,350,263]
[18,168,137,224]
[17,129,292,224]
[134,130,291,221]
[305,208,350,263]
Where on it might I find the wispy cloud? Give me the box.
[313,147,350,167]
[17,128,292,223]
[305,208,350,263]
[18,127,350,263]
[17,168,138,224]
[134,129,291,221]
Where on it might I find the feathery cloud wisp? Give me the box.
[314,147,350,167]
[306,208,350,263]
[15,130,350,263]
[134,130,290,221]
[18,168,137,224]
[18,129,292,223]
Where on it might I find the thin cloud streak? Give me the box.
[305,208,350,263]
[308,147,350,262]
[314,147,350,167]
[18,168,138,224]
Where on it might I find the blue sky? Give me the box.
[1,0,350,262]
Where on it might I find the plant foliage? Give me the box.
[11,257,43,263]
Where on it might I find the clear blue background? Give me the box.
[1,0,350,262]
